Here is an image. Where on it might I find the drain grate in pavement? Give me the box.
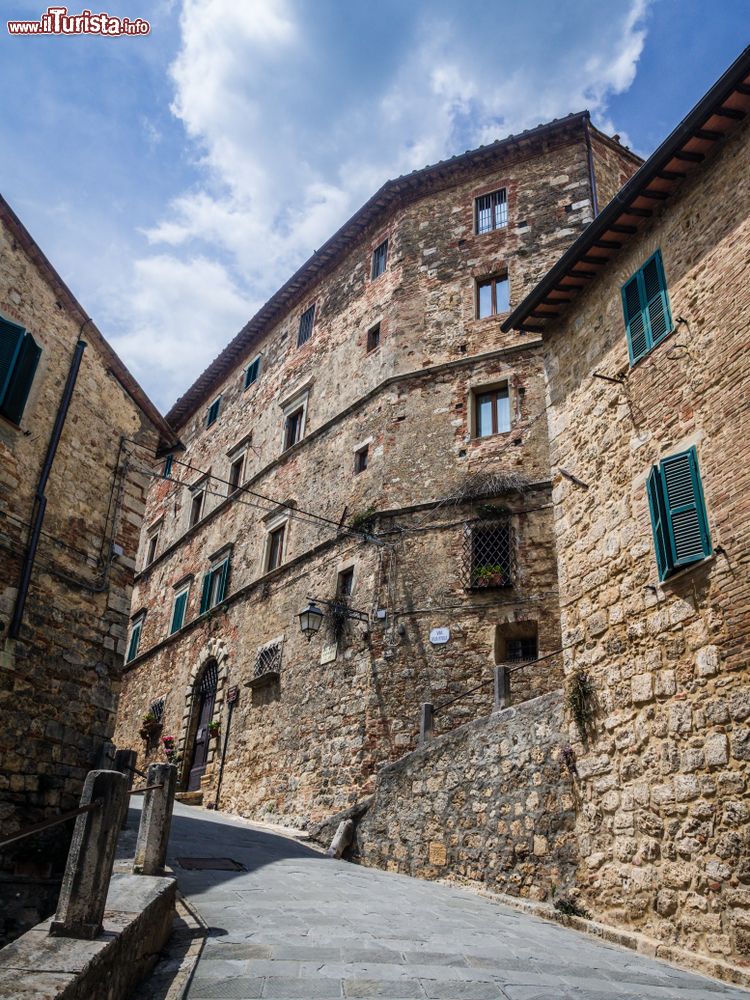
[177,857,246,871]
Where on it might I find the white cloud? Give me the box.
[113,0,651,411]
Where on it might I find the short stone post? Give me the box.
[327,818,354,858]
[133,763,177,876]
[49,769,128,940]
[494,665,510,712]
[419,702,434,744]
[94,740,116,769]
[114,748,137,828]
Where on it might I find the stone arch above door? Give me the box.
[176,638,229,791]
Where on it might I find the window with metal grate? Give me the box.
[254,642,282,678]
[149,697,165,723]
[371,239,388,278]
[463,519,514,589]
[297,304,316,346]
[475,189,508,234]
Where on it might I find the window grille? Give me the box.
[297,304,316,346]
[199,661,218,694]
[504,637,537,662]
[254,642,282,679]
[475,188,508,234]
[462,519,514,589]
[149,697,165,723]
[371,239,388,279]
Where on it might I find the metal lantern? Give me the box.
[298,601,324,641]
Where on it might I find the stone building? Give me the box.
[113,114,640,825]
[503,47,750,966]
[0,194,177,942]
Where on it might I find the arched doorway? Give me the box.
[187,659,218,792]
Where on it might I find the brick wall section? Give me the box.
[344,690,577,900]
[541,116,750,962]
[114,126,639,827]
[0,212,162,939]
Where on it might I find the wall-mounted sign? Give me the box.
[429,627,450,645]
[227,685,240,704]
[320,642,338,665]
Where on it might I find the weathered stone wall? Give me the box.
[114,123,639,826]
[0,208,163,939]
[324,690,577,902]
[542,116,750,963]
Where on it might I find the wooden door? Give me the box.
[187,687,215,791]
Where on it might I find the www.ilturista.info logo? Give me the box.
[8,6,150,35]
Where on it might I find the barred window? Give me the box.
[463,519,514,589]
[475,188,508,234]
[505,637,537,662]
[254,641,282,679]
[297,304,316,346]
[371,239,388,279]
[149,697,165,723]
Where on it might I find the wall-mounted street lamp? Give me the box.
[297,597,369,642]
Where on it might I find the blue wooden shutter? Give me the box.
[646,466,670,581]
[642,251,672,347]
[660,447,711,571]
[216,560,229,603]
[171,591,188,633]
[621,273,649,364]
[199,573,212,614]
[3,331,41,423]
[0,317,26,407]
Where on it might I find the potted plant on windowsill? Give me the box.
[207,720,220,738]
[139,711,162,740]
[473,565,509,588]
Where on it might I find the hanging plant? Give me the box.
[349,508,377,534]
[565,670,597,743]
[139,712,161,740]
[325,597,350,644]
[207,720,220,737]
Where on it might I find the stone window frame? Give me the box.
[475,272,510,319]
[263,512,290,573]
[187,471,211,529]
[366,321,382,353]
[253,634,284,680]
[474,186,509,234]
[353,435,373,475]
[144,516,163,569]
[467,377,513,440]
[371,237,389,280]
[280,387,310,453]
[494,621,539,665]
[336,563,356,598]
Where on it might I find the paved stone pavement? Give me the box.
[156,801,749,1000]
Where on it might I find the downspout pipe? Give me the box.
[9,338,87,638]
[583,113,599,217]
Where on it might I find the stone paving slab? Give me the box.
[149,802,750,1000]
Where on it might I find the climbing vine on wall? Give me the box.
[565,669,597,743]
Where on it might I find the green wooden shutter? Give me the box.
[126,622,141,663]
[216,559,230,603]
[171,591,188,633]
[0,317,26,407]
[2,332,41,424]
[163,454,173,478]
[660,447,712,571]
[642,251,672,347]
[646,466,670,581]
[621,273,649,364]
[199,573,212,614]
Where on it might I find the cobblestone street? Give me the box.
[158,802,749,1000]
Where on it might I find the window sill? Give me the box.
[245,670,280,690]
[659,553,715,588]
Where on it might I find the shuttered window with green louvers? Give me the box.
[621,250,673,365]
[0,316,41,424]
[646,447,712,581]
[199,558,230,614]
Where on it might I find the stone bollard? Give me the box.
[49,769,128,940]
[419,702,434,744]
[133,763,177,876]
[327,819,354,859]
[114,748,137,829]
[494,665,510,712]
[94,740,116,769]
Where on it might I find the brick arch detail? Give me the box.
[176,638,229,790]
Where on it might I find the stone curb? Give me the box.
[438,877,750,993]
[130,890,208,1000]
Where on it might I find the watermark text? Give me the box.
[8,6,150,36]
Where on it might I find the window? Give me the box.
[254,640,282,680]
[297,304,316,346]
[505,637,538,662]
[474,385,510,437]
[126,617,143,663]
[338,567,354,597]
[189,489,204,528]
[199,559,230,613]
[162,454,174,478]
[148,697,165,723]
[367,323,381,353]
[354,445,369,474]
[229,455,244,495]
[476,275,510,318]
[646,446,712,581]
[284,406,304,450]
[170,586,189,634]
[267,524,286,571]
[622,250,673,365]
[475,188,508,234]
[206,396,222,427]
[0,316,41,424]
[146,532,159,566]
[244,356,261,389]
[464,519,514,589]
[371,239,388,279]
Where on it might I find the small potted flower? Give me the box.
[161,734,176,759]
[207,720,220,738]
[139,711,161,740]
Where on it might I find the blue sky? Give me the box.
[1,0,748,410]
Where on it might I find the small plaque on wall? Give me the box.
[428,841,447,866]
[429,627,450,645]
[320,642,338,665]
